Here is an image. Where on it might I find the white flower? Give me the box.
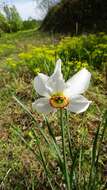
[32,59,91,114]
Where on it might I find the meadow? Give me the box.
[0,29,107,190]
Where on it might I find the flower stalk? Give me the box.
[60,109,70,190]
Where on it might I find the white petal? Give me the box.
[34,73,51,97]
[32,98,56,114]
[67,95,91,113]
[46,59,66,93]
[56,59,62,64]
[65,68,91,96]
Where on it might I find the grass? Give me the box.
[0,29,107,190]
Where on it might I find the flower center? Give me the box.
[50,93,69,108]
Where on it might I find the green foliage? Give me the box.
[3,5,23,32]
[0,44,15,57]
[57,34,107,70]
[0,5,23,33]
[41,0,107,33]
[5,33,106,76]
[0,13,10,33]
[23,19,40,30]
[0,4,40,34]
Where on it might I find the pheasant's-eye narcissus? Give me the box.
[32,59,91,114]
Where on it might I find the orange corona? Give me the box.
[50,93,69,108]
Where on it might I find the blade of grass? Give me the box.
[70,148,80,189]
[12,125,41,162]
[88,119,101,190]
[13,96,58,190]
[93,110,107,189]
[13,125,55,189]
[13,96,64,170]
[44,116,64,174]
[31,128,55,190]
[44,116,56,143]
[0,168,12,188]
[96,110,107,166]
[13,96,52,146]
[78,114,88,190]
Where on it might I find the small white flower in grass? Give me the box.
[32,59,92,114]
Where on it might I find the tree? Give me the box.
[41,0,107,34]
[35,0,58,12]
[3,5,23,32]
[0,12,10,33]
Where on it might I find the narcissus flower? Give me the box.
[32,59,91,114]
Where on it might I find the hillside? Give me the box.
[41,0,107,34]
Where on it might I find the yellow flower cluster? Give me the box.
[5,33,107,73]
[18,52,33,60]
[6,57,17,68]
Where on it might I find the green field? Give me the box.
[0,29,107,190]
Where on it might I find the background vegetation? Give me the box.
[41,0,107,34]
[0,4,40,34]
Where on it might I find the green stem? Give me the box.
[60,109,70,190]
[66,110,73,159]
